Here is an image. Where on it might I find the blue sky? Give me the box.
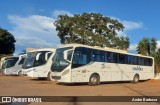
[0,0,160,54]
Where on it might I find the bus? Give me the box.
[0,54,13,72]
[50,44,154,85]
[22,48,55,80]
[2,54,26,75]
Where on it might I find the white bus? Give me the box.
[2,54,26,75]
[22,48,55,80]
[51,44,154,85]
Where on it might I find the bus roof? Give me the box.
[59,44,154,59]
[28,48,55,53]
[5,54,26,59]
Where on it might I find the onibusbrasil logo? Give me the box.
[1,97,42,103]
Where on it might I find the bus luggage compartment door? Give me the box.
[76,74,83,82]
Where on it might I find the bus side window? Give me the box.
[148,58,153,66]
[72,47,90,68]
[96,50,105,62]
[91,50,96,61]
[106,52,111,63]
[18,58,25,65]
[139,57,144,66]
[127,55,132,64]
[132,56,138,65]
[144,58,148,66]
[112,53,118,63]
[119,54,125,64]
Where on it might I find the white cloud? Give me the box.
[116,31,127,37]
[122,21,143,31]
[112,17,143,53]
[8,10,73,54]
[52,10,73,18]
[8,15,56,33]
[111,16,143,31]
[128,44,137,54]
[16,36,57,48]
[8,14,60,53]
[157,41,160,49]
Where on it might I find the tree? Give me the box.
[54,13,130,50]
[137,37,157,56]
[115,36,130,50]
[137,37,160,74]
[0,27,16,54]
[150,37,157,54]
[137,37,150,56]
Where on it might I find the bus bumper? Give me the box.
[27,70,34,78]
[52,75,71,83]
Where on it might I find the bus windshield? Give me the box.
[51,47,73,72]
[3,57,19,69]
[22,51,52,69]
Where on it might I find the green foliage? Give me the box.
[153,48,160,73]
[54,13,130,50]
[150,37,157,54]
[0,27,16,54]
[115,36,130,50]
[137,37,157,56]
[137,37,150,56]
[137,37,160,73]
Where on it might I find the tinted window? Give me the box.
[112,53,118,63]
[119,54,125,64]
[67,50,73,61]
[132,56,138,65]
[144,58,148,66]
[72,47,106,68]
[126,55,132,64]
[93,50,105,62]
[18,58,25,65]
[47,53,52,60]
[72,47,153,67]
[4,57,19,68]
[72,47,91,68]
[35,52,46,66]
[148,58,153,66]
[139,57,144,65]
[106,52,112,62]
[51,47,73,72]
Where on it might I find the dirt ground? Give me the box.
[0,73,160,105]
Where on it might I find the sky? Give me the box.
[0,0,160,54]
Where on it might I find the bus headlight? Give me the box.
[62,69,69,76]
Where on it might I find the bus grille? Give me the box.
[52,76,61,80]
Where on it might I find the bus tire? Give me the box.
[18,70,22,76]
[47,72,52,81]
[2,70,5,75]
[89,74,100,86]
[133,74,139,83]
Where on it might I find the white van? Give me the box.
[22,48,55,80]
[2,54,26,75]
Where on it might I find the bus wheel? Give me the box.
[18,70,22,76]
[133,74,139,83]
[89,74,100,86]
[47,72,52,81]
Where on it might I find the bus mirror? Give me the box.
[64,50,73,63]
[36,53,41,60]
[64,51,67,61]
